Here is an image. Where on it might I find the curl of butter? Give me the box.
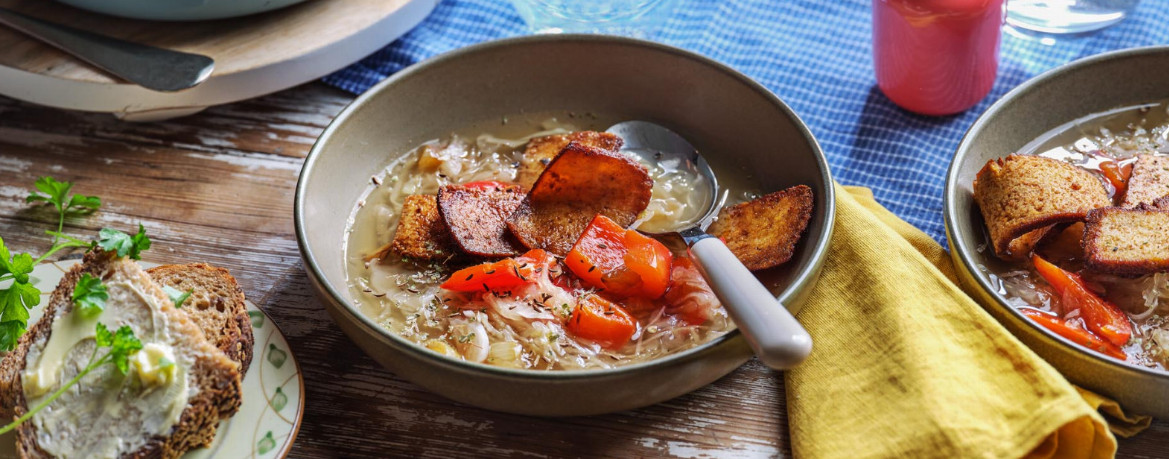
[133,343,177,387]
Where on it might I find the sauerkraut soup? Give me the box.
[344,116,757,370]
[978,101,1169,370]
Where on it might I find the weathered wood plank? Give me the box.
[0,82,1160,459]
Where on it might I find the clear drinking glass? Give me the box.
[509,0,681,37]
[1006,0,1140,34]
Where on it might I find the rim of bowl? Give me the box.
[946,45,1169,381]
[295,34,836,380]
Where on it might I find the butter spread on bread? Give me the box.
[6,251,242,459]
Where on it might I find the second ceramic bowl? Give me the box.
[946,46,1169,417]
[296,35,836,416]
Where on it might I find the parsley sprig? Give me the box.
[98,225,151,260]
[0,177,106,351]
[26,177,100,245]
[0,322,142,435]
[0,238,38,351]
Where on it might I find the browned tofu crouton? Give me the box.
[707,185,814,271]
[438,183,525,258]
[1083,206,1169,275]
[508,142,652,256]
[973,154,1110,260]
[1122,154,1169,207]
[518,131,623,188]
[384,195,459,260]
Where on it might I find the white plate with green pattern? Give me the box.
[0,260,304,458]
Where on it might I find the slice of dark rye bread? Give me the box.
[0,251,243,459]
[147,263,254,374]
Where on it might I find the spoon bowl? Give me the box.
[607,120,814,370]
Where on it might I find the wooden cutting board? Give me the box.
[0,0,439,120]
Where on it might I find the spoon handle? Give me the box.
[688,237,813,370]
[0,7,214,92]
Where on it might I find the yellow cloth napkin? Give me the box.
[786,185,1150,459]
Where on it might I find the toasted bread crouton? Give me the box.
[1122,154,1169,208]
[149,263,254,374]
[708,185,814,271]
[1083,206,1169,275]
[438,183,525,257]
[518,131,623,188]
[973,155,1111,260]
[1,251,242,459]
[384,195,459,260]
[508,142,652,256]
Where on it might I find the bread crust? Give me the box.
[708,185,814,271]
[1,251,242,459]
[973,155,1111,260]
[147,263,255,375]
[1083,205,1169,276]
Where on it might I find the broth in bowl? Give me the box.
[343,114,808,371]
[973,100,1169,370]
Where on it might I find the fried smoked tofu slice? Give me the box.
[1083,205,1169,276]
[377,195,459,261]
[518,131,624,188]
[1122,154,1169,208]
[973,154,1110,260]
[708,185,814,271]
[507,142,652,256]
[438,183,525,258]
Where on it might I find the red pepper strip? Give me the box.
[566,295,637,349]
[1098,159,1133,196]
[440,249,548,292]
[565,214,673,299]
[1020,309,1127,361]
[1031,255,1132,347]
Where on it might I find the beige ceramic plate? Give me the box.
[0,260,304,458]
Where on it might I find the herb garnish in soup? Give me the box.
[344,116,814,370]
[973,102,1169,369]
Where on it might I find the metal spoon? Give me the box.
[607,120,813,370]
[0,7,214,92]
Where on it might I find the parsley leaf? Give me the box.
[0,321,24,351]
[72,273,108,317]
[0,323,143,434]
[162,286,193,309]
[97,225,151,260]
[108,324,143,374]
[26,177,101,244]
[0,237,40,351]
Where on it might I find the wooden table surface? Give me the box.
[0,83,1165,458]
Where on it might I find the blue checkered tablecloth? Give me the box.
[322,0,1169,246]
